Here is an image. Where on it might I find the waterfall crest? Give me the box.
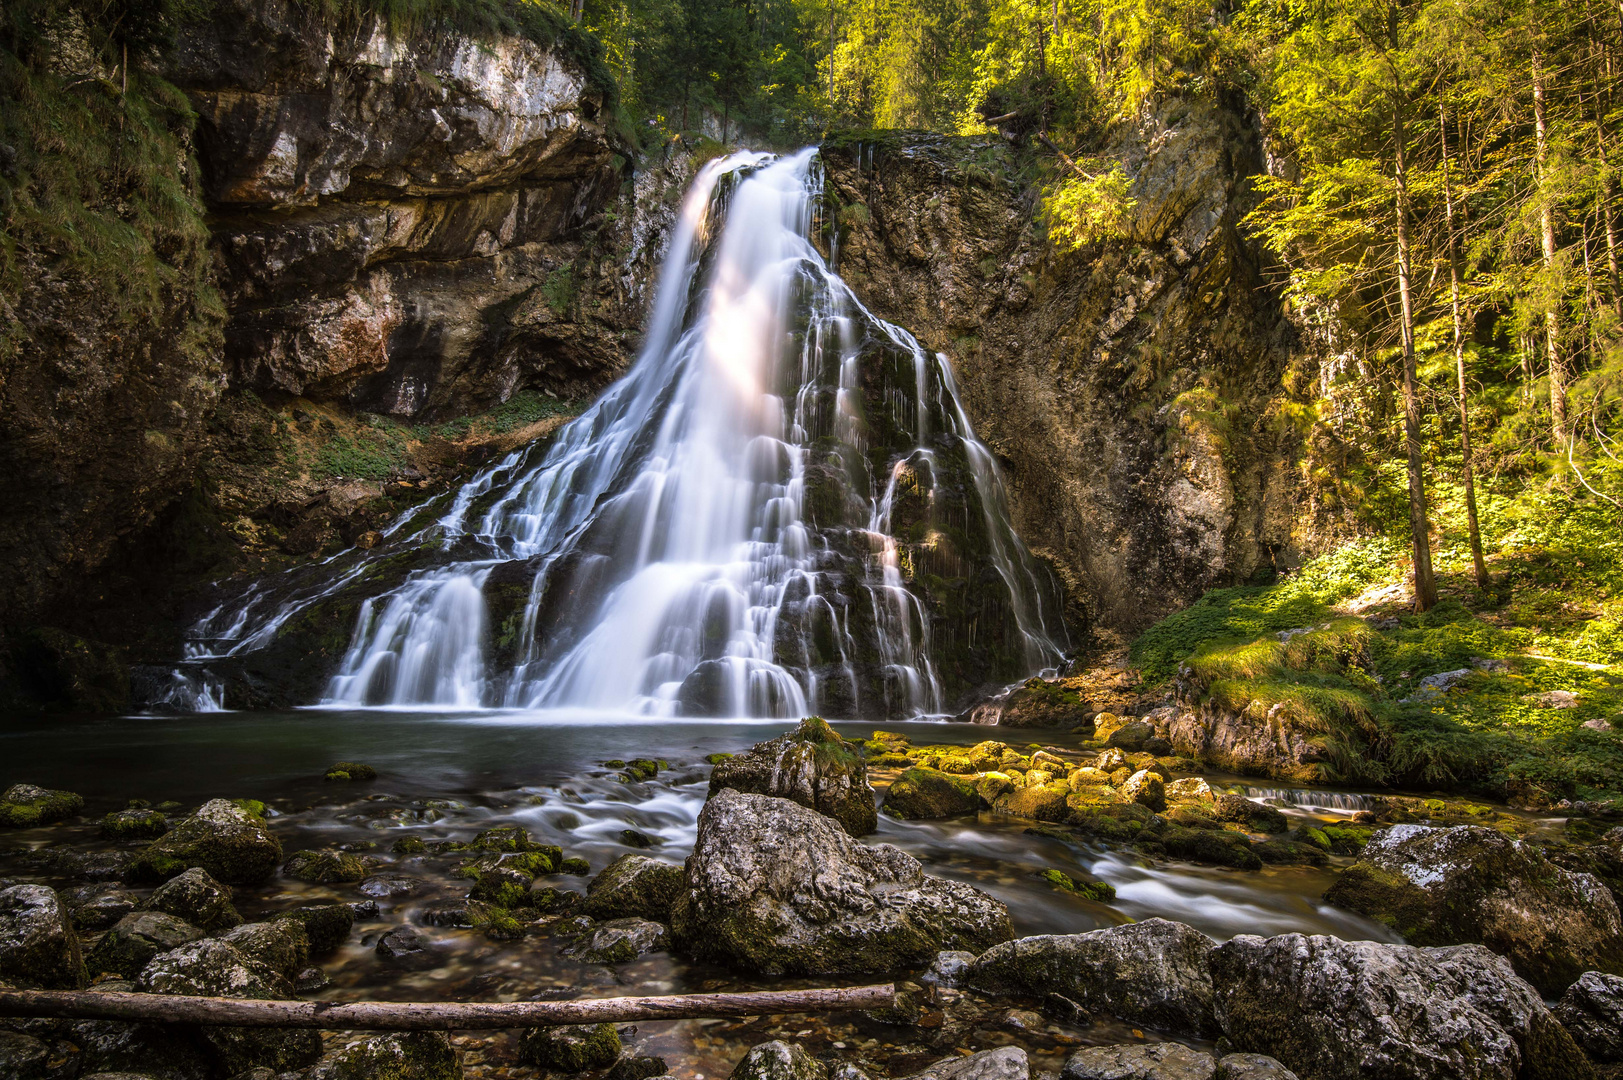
[178,149,1068,718]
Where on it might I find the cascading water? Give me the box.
[173,149,1068,718]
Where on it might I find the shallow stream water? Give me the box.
[0,711,1404,1078]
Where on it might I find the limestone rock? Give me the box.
[967,919,1216,1037]
[86,911,205,978]
[1555,970,1623,1063]
[1214,1056,1298,1080]
[137,799,283,886]
[566,917,670,964]
[902,1047,1029,1080]
[519,1023,621,1072]
[730,1041,827,1080]
[276,903,355,954]
[1211,795,1287,834]
[1062,1044,1216,1080]
[284,849,368,884]
[0,884,87,989]
[709,717,877,835]
[581,854,685,921]
[1323,824,1623,994]
[1210,933,1593,1080]
[218,919,311,979]
[69,887,140,932]
[672,790,1012,974]
[143,867,241,931]
[1122,769,1167,811]
[309,1031,461,1080]
[0,785,84,828]
[885,768,981,820]
[101,809,169,841]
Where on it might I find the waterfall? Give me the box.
[174,149,1068,718]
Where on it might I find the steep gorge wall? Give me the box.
[823,98,1301,636]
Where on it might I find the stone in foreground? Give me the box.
[1555,970,1623,1064]
[1323,823,1623,994]
[1214,1056,1299,1080]
[1210,932,1592,1080]
[672,790,1012,974]
[0,884,88,989]
[520,1023,621,1072]
[1062,1044,1215,1080]
[902,1047,1029,1080]
[967,919,1216,1037]
[730,1041,828,1080]
[309,1030,461,1080]
[709,717,878,835]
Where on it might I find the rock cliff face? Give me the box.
[822,97,1299,634]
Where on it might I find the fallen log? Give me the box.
[0,983,896,1031]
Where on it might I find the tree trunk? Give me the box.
[1392,35,1437,613]
[1441,105,1490,589]
[1533,50,1568,445]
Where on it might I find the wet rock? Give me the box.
[358,873,431,898]
[886,768,981,820]
[1105,720,1158,752]
[901,1046,1029,1080]
[1213,1056,1298,1080]
[0,785,84,828]
[921,949,977,988]
[1155,827,1262,871]
[308,1030,461,1080]
[138,939,321,1074]
[1555,970,1623,1063]
[581,854,685,921]
[729,1040,827,1080]
[1211,795,1287,834]
[620,828,657,848]
[519,1022,621,1072]
[468,866,536,906]
[283,849,367,884]
[1209,933,1593,1080]
[1323,824,1623,995]
[323,762,377,781]
[0,1029,77,1080]
[1062,1044,1215,1080]
[218,919,310,979]
[560,856,592,875]
[1166,778,1212,803]
[995,783,1071,822]
[609,1055,671,1080]
[86,911,205,978]
[466,825,555,854]
[710,717,878,835]
[276,903,354,954]
[375,926,431,961]
[143,867,241,931]
[136,799,282,886]
[967,919,1216,1037]
[100,809,168,841]
[566,917,669,963]
[673,790,1012,974]
[0,885,87,989]
[69,887,140,932]
[1122,769,1167,811]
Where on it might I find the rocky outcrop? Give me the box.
[824,98,1298,635]
[671,789,1012,974]
[709,717,878,835]
[1210,933,1591,1080]
[1323,824,1623,995]
[1161,702,1329,784]
[966,920,1217,1037]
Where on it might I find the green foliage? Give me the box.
[1042,165,1135,249]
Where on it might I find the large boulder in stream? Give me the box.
[134,799,283,886]
[0,884,87,988]
[966,920,1217,1037]
[142,867,241,931]
[1210,933,1592,1080]
[671,789,1012,974]
[708,717,878,835]
[1323,824,1623,994]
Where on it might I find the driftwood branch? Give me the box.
[0,984,897,1031]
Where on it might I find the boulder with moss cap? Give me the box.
[519,1023,621,1072]
[582,854,684,921]
[0,784,84,828]
[309,1030,462,1080]
[885,768,980,820]
[134,799,283,886]
[729,1040,828,1080]
[709,717,877,835]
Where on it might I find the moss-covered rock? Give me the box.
[323,762,377,781]
[135,798,283,886]
[0,884,88,989]
[727,1040,828,1080]
[1121,769,1167,811]
[309,1030,462,1080]
[999,678,1093,728]
[1212,794,1288,834]
[218,918,311,979]
[1157,826,1263,871]
[623,758,661,781]
[144,866,241,931]
[519,1023,621,1072]
[581,854,684,921]
[392,836,428,854]
[101,807,169,841]
[276,903,356,954]
[467,825,554,855]
[86,910,206,978]
[559,856,591,875]
[710,717,878,835]
[994,782,1070,822]
[283,849,368,884]
[468,866,536,907]
[884,767,979,819]
[0,784,84,828]
[565,916,671,963]
[1324,824,1623,995]
[1039,868,1118,902]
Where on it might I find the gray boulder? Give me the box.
[68,887,139,932]
[709,717,878,835]
[730,1041,827,1080]
[0,884,87,989]
[1210,933,1592,1080]
[86,911,205,978]
[902,1047,1029,1080]
[1555,970,1623,1063]
[308,1031,461,1080]
[581,854,684,921]
[1324,824,1623,994]
[143,867,240,931]
[1062,1045,1215,1080]
[137,799,282,886]
[566,917,670,964]
[1215,1056,1298,1080]
[920,949,977,988]
[671,790,1012,974]
[967,919,1216,1037]
[217,919,311,979]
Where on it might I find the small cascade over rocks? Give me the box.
[172,150,1067,718]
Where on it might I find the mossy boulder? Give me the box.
[519,1022,621,1072]
[885,767,980,820]
[468,866,536,907]
[1324,824,1623,995]
[728,1040,828,1080]
[623,758,661,781]
[144,866,241,931]
[323,761,377,781]
[0,884,88,989]
[467,825,554,855]
[284,849,368,884]
[277,903,356,955]
[1121,769,1167,812]
[581,854,684,921]
[0,784,84,828]
[101,807,169,841]
[1039,868,1118,902]
[999,678,1093,728]
[309,1030,462,1080]
[218,918,311,979]
[1068,802,1154,842]
[559,856,591,875]
[1212,794,1288,834]
[86,910,206,977]
[565,916,670,963]
[136,798,283,886]
[1157,827,1263,871]
[710,717,878,835]
[994,782,1070,822]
